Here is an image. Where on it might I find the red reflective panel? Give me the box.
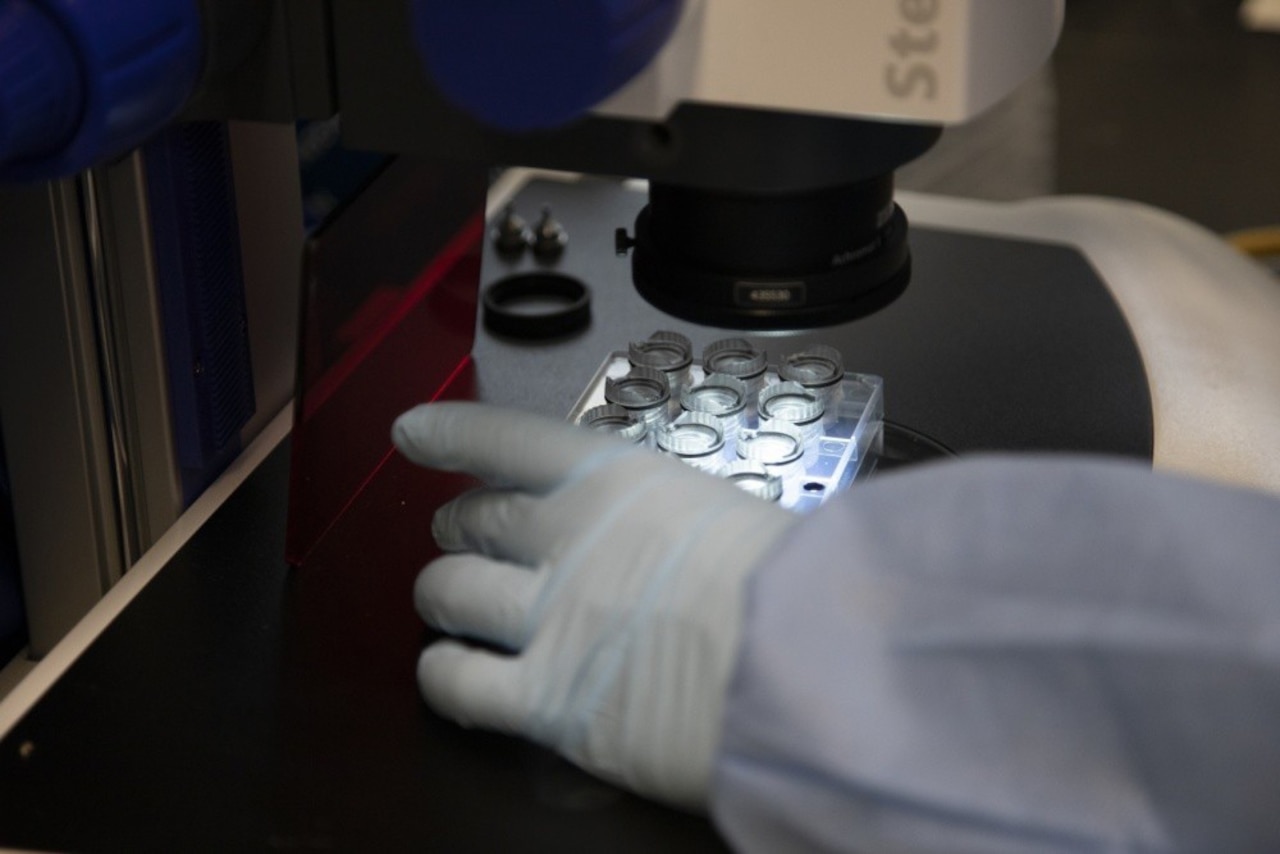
[287,158,488,567]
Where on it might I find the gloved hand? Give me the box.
[392,402,797,809]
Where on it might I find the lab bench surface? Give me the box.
[0,176,1153,851]
[0,436,726,852]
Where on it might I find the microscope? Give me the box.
[0,0,1059,330]
[3,4,1280,848]
[333,1,1060,330]
[1,0,1072,635]
[5,0,1280,636]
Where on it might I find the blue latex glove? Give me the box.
[392,402,796,808]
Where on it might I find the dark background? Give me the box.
[1,0,1278,848]
[1059,0,1280,234]
[900,0,1280,236]
[1057,0,1280,233]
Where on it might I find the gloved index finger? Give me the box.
[392,402,635,492]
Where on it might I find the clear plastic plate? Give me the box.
[568,351,883,512]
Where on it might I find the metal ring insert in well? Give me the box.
[579,404,647,444]
[737,425,804,467]
[656,412,724,457]
[682,373,748,417]
[605,366,669,408]
[723,461,783,502]
[628,330,693,373]
[702,338,767,381]
[780,345,844,388]
[758,381,824,426]
[629,331,693,395]
[604,367,672,429]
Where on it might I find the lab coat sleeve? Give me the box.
[709,455,1280,854]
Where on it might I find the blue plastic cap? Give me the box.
[0,0,83,164]
[0,0,203,183]
[411,0,685,132]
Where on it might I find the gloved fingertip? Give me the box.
[391,404,434,462]
[417,641,522,733]
[413,558,468,632]
[416,642,468,720]
[393,401,482,466]
[430,500,467,552]
[412,563,442,625]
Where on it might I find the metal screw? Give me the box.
[491,204,532,256]
[532,205,568,258]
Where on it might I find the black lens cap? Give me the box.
[482,273,591,340]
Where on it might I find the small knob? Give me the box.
[615,228,637,256]
[491,204,533,256]
[410,0,686,132]
[532,206,568,258]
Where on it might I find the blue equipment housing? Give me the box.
[0,0,203,182]
[410,0,685,132]
[144,122,256,507]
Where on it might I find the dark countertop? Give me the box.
[0,175,1152,851]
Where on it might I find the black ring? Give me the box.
[482,273,591,339]
[630,204,911,330]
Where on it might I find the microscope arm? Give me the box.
[1,0,1062,182]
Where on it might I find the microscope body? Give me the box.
[6,0,1280,655]
[0,1,1065,332]
[5,6,1280,850]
